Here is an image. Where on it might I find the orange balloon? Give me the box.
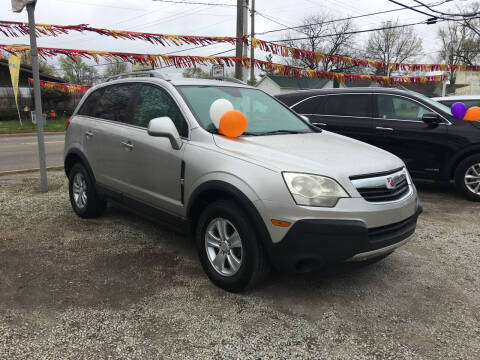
[463,106,480,121]
[218,110,247,138]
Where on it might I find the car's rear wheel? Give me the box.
[454,154,480,202]
[68,163,106,218]
[196,199,269,292]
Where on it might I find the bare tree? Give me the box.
[282,14,358,72]
[103,61,129,78]
[364,20,423,76]
[438,20,480,85]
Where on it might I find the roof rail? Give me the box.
[106,71,169,82]
[209,76,247,85]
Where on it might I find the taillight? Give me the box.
[66,116,73,130]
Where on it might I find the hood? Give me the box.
[213,131,404,180]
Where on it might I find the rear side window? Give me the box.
[377,95,430,120]
[78,89,103,117]
[324,94,371,117]
[293,96,325,114]
[95,84,138,123]
[132,85,188,137]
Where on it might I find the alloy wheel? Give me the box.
[204,218,243,277]
[465,162,480,195]
[72,172,88,209]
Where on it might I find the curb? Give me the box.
[0,132,66,138]
[0,166,64,177]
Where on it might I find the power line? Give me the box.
[387,0,478,21]
[413,0,478,17]
[267,19,435,43]
[255,1,448,36]
[152,0,236,6]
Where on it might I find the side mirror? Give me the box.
[300,115,311,123]
[147,117,182,150]
[422,112,441,125]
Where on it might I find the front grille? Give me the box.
[357,178,409,202]
[351,168,411,203]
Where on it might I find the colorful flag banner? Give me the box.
[8,54,22,125]
[0,19,478,72]
[27,78,91,94]
[1,44,448,85]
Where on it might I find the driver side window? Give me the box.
[377,95,431,121]
[133,85,188,137]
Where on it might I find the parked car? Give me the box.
[433,95,480,109]
[277,88,480,201]
[64,74,422,292]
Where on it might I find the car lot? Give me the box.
[1,170,479,359]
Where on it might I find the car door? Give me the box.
[293,93,375,144]
[372,94,450,179]
[74,88,104,174]
[119,84,188,215]
[91,83,139,193]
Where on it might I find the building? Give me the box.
[256,74,332,95]
[0,58,65,119]
[453,71,480,95]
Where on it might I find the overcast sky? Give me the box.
[0,0,469,78]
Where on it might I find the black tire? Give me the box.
[454,154,480,202]
[195,199,270,292]
[68,163,106,218]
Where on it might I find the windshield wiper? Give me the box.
[253,129,310,135]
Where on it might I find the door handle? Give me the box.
[121,140,134,150]
[376,127,394,132]
[85,130,94,138]
[312,122,327,127]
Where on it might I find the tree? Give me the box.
[182,67,210,78]
[19,53,57,77]
[103,61,129,78]
[59,56,98,85]
[364,20,423,76]
[437,3,480,85]
[39,87,70,110]
[282,14,358,72]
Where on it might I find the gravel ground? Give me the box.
[0,170,479,359]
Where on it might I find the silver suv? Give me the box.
[64,73,422,292]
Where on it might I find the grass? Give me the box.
[0,117,68,134]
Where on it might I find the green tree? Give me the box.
[182,67,209,78]
[36,87,70,110]
[59,56,98,85]
[103,61,129,78]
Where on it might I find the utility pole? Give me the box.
[249,0,255,85]
[235,0,247,80]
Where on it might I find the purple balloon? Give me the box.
[451,102,467,120]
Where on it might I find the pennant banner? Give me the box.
[2,44,448,85]
[0,20,478,72]
[28,78,91,94]
[0,20,246,47]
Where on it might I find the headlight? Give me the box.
[283,172,350,207]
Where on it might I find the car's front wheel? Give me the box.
[196,200,269,292]
[68,163,106,218]
[454,154,480,202]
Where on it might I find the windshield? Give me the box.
[177,86,311,134]
[416,93,453,116]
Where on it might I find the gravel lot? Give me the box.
[1,170,479,359]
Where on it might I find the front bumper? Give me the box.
[268,205,422,272]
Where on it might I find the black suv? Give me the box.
[276,88,480,201]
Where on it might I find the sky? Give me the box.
[0,0,471,79]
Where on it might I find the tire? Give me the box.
[195,199,270,292]
[68,163,106,218]
[454,154,480,202]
